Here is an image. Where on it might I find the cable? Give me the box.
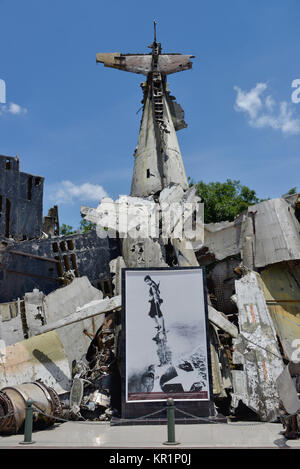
[28,403,273,428]
[173,406,267,427]
[239,333,284,361]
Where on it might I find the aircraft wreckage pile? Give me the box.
[0,30,300,438]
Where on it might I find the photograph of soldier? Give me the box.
[144,275,166,334]
[125,268,210,402]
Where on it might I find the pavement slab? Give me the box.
[0,421,300,449]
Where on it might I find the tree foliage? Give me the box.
[59,219,95,236]
[79,219,96,234]
[282,187,297,197]
[191,178,262,224]
[59,223,77,235]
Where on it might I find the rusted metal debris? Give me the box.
[68,313,121,421]
[0,381,62,434]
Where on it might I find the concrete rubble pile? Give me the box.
[0,32,300,437]
[192,193,300,431]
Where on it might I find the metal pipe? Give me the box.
[1,267,60,282]
[9,250,60,263]
[19,400,35,445]
[163,398,179,445]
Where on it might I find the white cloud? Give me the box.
[265,95,275,111]
[8,102,27,115]
[234,82,266,120]
[234,83,300,135]
[48,180,108,205]
[0,101,28,115]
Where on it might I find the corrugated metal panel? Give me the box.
[194,198,300,269]
[248,199,300,268]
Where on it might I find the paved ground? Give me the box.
[0,420,300,449]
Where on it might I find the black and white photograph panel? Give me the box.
[124,268,210,402]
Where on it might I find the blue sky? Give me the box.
[0,0,300,228]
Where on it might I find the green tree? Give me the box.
[59,220,96,236]
[282,187,297,197]
[191,178,262,224]
[79,218,96,234]
[60,223,77,235]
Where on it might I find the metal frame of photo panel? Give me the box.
[120,266,215,421]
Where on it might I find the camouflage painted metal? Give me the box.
[260,262,300,361]
[96,53,194,75]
